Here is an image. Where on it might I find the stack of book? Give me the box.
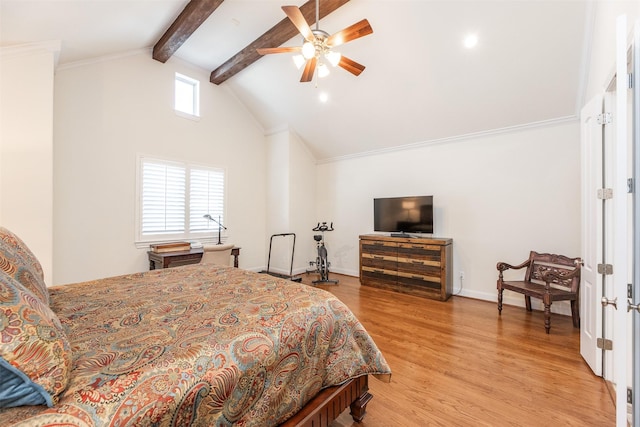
[150,242,191,253]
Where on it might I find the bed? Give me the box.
[0,227,391,426]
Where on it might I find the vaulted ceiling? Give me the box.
[1,0,591,161]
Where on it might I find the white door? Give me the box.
[585,16,635,426]
[612,15,630,427]
[580,94,604,376]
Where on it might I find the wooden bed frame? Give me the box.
[281,375,373,426]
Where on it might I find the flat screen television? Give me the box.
[374,196,433,234]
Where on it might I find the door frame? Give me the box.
[631,18,639,427]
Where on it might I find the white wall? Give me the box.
[53,52,267,284]
[289,131,317,272]
[266,132,290,236]
[0,42,59,285]
[265,129,317,275]
[316,121,581,313]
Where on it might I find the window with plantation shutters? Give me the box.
[136,156,226,244]
[189,168,225,233]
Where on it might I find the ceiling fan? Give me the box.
[257,0,373,82]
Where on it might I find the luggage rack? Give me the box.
[260,233,302,282]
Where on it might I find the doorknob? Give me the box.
[628,300,640,313]
[601,296,618,309]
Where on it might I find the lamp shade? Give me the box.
[326,51,341,67]
[318,63,330,78]
[402,201,416,210]
[302,41,315,59]
[292,55,306,69]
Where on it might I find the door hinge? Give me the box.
[597,188,613,199]
[598,264,613,275]
[597,338,613,350]
[628,73,633,89]
[629,283,634,299]
[597,112,612,125]
[628,388,633,404]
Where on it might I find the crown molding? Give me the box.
[318,115,579,165]
[56,48,152,71]
[0,40,61,67]
[265,124,291,136]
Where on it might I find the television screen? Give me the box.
[374,196,433,234]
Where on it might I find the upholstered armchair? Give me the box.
[201,244,234,266]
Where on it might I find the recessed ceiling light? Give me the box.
[463,34,478,49]
[319,92,329,103]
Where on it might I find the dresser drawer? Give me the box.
[360,240,397,257]
[361,253,397,271]
[361,266,397,286]
[397,270,441,287]
[397,258,441,278]
[398,243,442,262]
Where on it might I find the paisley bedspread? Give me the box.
[0,264,391,426]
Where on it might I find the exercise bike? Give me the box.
[307,222,338,285]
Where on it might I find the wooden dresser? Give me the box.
[359,234,452,301]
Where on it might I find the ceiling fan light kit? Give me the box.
[293,54,306,69]
[257,1,373,83]
[302,39,317,59]
[317,63,330,78]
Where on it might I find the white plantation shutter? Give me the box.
[137,157,225,242]
[142,161,186,235]
[190,168,225,232]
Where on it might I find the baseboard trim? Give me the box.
[255,268,574,317]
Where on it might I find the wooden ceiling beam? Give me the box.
[210,0,350,85]
[153,0,225,63]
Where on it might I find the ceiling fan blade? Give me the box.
[338,56,366,76]
[282,5,314,42]
[300,57,317,82]
[257,46,302,55]
[326,19,373,47]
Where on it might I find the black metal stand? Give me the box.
[260,233,302,282]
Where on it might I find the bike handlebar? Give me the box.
[312,221,334,232]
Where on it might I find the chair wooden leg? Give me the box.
[543,303,552,334]
[570,300,580,328]
[525,295,532,312]
[543,294,552,334]
[497,288,503,314]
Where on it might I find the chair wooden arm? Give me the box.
[496,259,531,273]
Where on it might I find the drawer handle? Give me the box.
[373,255,384,259]
[411,260,424,265]
[373,242,384,246]
[411,275,423,280]
[375,269,384,274]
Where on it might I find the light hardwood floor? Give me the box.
[300,273,615,426]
